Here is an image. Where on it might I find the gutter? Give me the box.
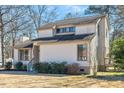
[88,19,101,74]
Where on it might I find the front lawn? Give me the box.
[97,72,124,76]
[0,71,124,88]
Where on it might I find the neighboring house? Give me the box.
[14,15,109,74]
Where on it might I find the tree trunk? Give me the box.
[0,13,4,67]
[1,35,4,67]
[11,31,15,59]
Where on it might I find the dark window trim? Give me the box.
[56,26,75,34]
[77,44,87,61]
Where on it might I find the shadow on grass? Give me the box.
[0,71,69,77]
[87,74,124,81]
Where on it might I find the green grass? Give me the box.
[97,72,124,76]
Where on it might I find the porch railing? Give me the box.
[27,58,34,72]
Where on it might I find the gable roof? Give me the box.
[32,33,95,43]
[39,15,106,30]
[14,40,33,49]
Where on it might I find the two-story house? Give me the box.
[14,15,109,74]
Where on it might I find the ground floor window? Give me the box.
[19,49,29,61]
[77,44,87,61]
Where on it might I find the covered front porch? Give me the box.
[14,39,41,72]
[14,40,34,65]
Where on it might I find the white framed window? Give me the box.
[19,49,29,61]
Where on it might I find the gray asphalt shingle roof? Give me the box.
[32,33,95,43]
[39,15,105,30]
[14,40,33,49]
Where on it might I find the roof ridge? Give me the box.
[57,14,104,21]
[39,14,106,30]
[42,14,105,25]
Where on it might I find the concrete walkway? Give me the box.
[0,70,36,75]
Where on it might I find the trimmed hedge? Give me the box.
[50,62,67,74]
[14,62,27,71]
[23,65,27,70]
[15,62,23,70]
[33,62,81,75]
[5,62,12,70]
[67,63,81,75]
[33,62,67,74]
[33,62,50,73]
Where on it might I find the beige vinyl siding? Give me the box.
[38,29,53,38]
[39,41,90,67]
[75,23,96,35]
[97,17,106,66]
[38,23,96,38]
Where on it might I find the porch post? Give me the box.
[33,45,40,63]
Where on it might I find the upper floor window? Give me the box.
[56,27,75,34]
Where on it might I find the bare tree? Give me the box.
[64,11,83,19]
[0,6,32,66]
[0,5,60,66]
[27,5,58,36]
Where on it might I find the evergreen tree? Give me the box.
[111,37,124,70]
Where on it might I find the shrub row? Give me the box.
[33,62,67,74]
[5,61,27,71]
[14,62,27,71]
[67,63,81,75]
[5,61,82,75]
[33,62,81,75]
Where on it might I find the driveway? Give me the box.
[0,71,124,88]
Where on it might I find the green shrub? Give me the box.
[50,62,59,74]
[33,62,50,73]
[32,63,40,72]
[50,62,67,74]
[67,63,81,75]
[23,65,27,70]
[39,62,50,73]
[59,62,67,74]
[111,37,124,70]
[5,62,12,70]
[33,62,82,75]
[33,62,67,74]
[15,62,23,70]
